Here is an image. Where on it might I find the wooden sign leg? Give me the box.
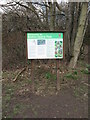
[31,60,34,92]
[56,59,60,90]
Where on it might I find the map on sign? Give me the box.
[27,32,63,59]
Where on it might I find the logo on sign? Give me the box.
[59,34,61,38]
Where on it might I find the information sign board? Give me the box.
[27,32,64,59]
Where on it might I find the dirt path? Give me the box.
[23,90,88,118]
[3,88,88,118]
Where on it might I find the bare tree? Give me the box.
[69,2,88,68]
[1,0,88,69]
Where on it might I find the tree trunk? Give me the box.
[70,3,80,57]
[64,3,75,59]
[0,13,2,73]
[69,3,88,69]
[48,2,56,71]
[0,12,2,120]
[46,2,49,26]
[49,2,56,31]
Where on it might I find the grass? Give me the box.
[2,71,33,118]
[45,72,56,81]
[73,84,88,99]
[78,62,90,74]
[12,103,27,116]
[3,102,30,118]
[3,94,11,105]
[13,105,20,115]
[64,66,89,80]
[64,72,78,80]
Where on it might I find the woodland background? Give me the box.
[1,1,89,70]
[0,1,90,118]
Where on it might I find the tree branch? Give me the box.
[15,2,44,26]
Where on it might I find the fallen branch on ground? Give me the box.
[13,67,26,82]
[81,81,90,86]
[83,83,90,87]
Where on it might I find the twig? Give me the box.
[83,83,90,87]
[13,67,26,82]
[81,81,90,86]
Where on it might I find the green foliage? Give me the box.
[86,64,90,69]
[45,72,56,80]
[64,71,78,80]
[27,60,31,65]
[73,71,78,75]
[45,72,52,79]
[27,79,32,84]
[81,68,90,74]
[13,105,20,115]
[5,94,11,101]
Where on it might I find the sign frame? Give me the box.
[25,31,65,60]
[25,31,65,91]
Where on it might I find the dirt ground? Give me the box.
[3,89,88,118]
[2,46,89,119]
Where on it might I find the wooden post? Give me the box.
[31,60,34,92]
[56,59,60,90]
